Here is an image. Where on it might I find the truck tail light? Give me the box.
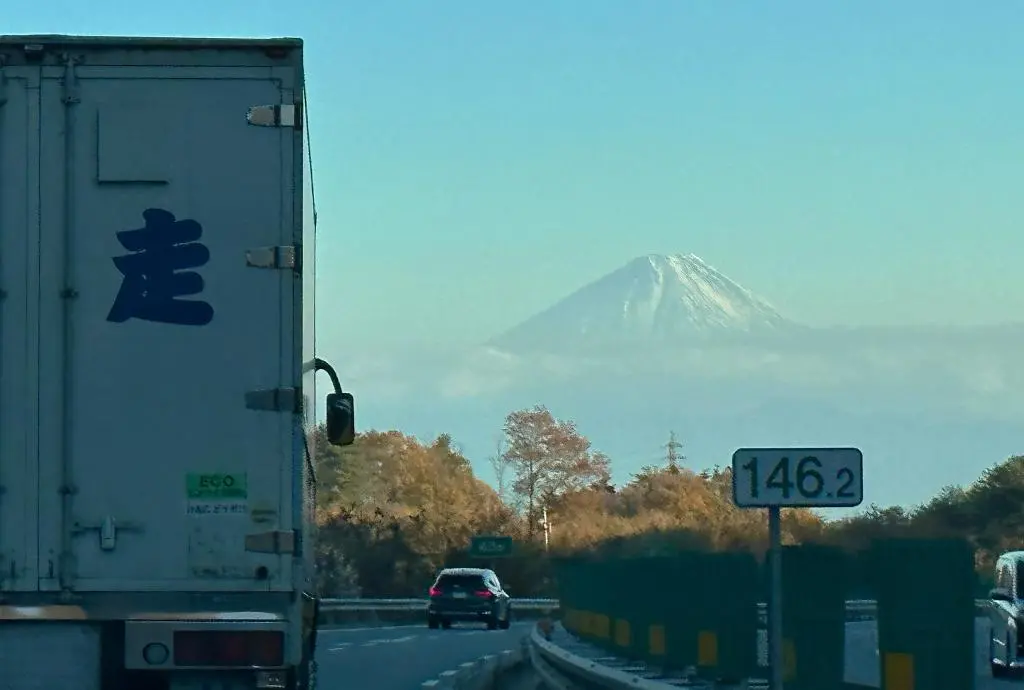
[173,630,285,667]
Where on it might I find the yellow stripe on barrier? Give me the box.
[697,630,718,666]
[648,624,666,656]
[783,638,796,681]
[884,652,914,690]
[595,614,611,639]
[614,619,631,647]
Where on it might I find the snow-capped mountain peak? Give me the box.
[634,252,788,328]
[490,252,798,354]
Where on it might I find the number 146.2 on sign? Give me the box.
[731,448,864,508]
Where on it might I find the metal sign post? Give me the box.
[731,447,864,690]
[767,504,783,690]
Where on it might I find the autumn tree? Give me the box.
[501,406,611,540]
[812,454,1024,587]
[314,524,361,596]
[307,408,1020,599]
[310,427,521,595]
[489,435,512,504]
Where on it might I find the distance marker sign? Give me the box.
[731,448,864,508]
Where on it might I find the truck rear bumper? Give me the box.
[125,618,298,670]
[0,596,309,684]
[0,622,101,690]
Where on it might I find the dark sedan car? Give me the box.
[427,567,512,630]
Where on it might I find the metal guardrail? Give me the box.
[318,597,985,615]
[530,624,672,690]
[319,597,559,611]
[753,599,879,622]
[527,599,992,689]
[316,597,561,626]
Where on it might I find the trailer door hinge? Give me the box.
[73,516,144,552]
[246,103,301,129]
[246,245,298,271]
[245,530,296,555]
[0,57,8,107]
[245,387,301,413]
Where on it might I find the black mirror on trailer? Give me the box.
[315,357,355,447]
[326,391,355,447]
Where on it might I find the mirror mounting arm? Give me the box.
[314,357,343,396]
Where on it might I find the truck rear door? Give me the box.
[0,59,41,591]
[22,40,303,593]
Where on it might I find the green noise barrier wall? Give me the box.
[869,538,975,690]
[551,538,977,690]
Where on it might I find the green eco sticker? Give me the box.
[187,473,248,500]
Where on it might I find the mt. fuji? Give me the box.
[490,253,801,354]
[344,252,1023,511]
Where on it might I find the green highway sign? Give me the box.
[469,535,513,558]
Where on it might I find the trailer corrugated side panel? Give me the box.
[13,38,305,593]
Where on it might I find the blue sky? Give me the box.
[9,1,1024,357]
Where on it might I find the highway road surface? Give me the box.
[316,620,533,690]
[315,616,1019,690]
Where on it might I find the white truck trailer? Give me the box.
[0,34,354,690]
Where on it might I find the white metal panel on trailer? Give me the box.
[23,42,302,593]
[0,61,42,592]
[0,623,101,689]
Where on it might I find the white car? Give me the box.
[988,551,1024,678]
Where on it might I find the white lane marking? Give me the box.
[325,619,531,648]
[423,630,487,639]
[320,624,423,634]
[360,635,417,648]
[330,634,418,651]
[320,619,534,635]
[420,647,519,686]
[434,629,520,641]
